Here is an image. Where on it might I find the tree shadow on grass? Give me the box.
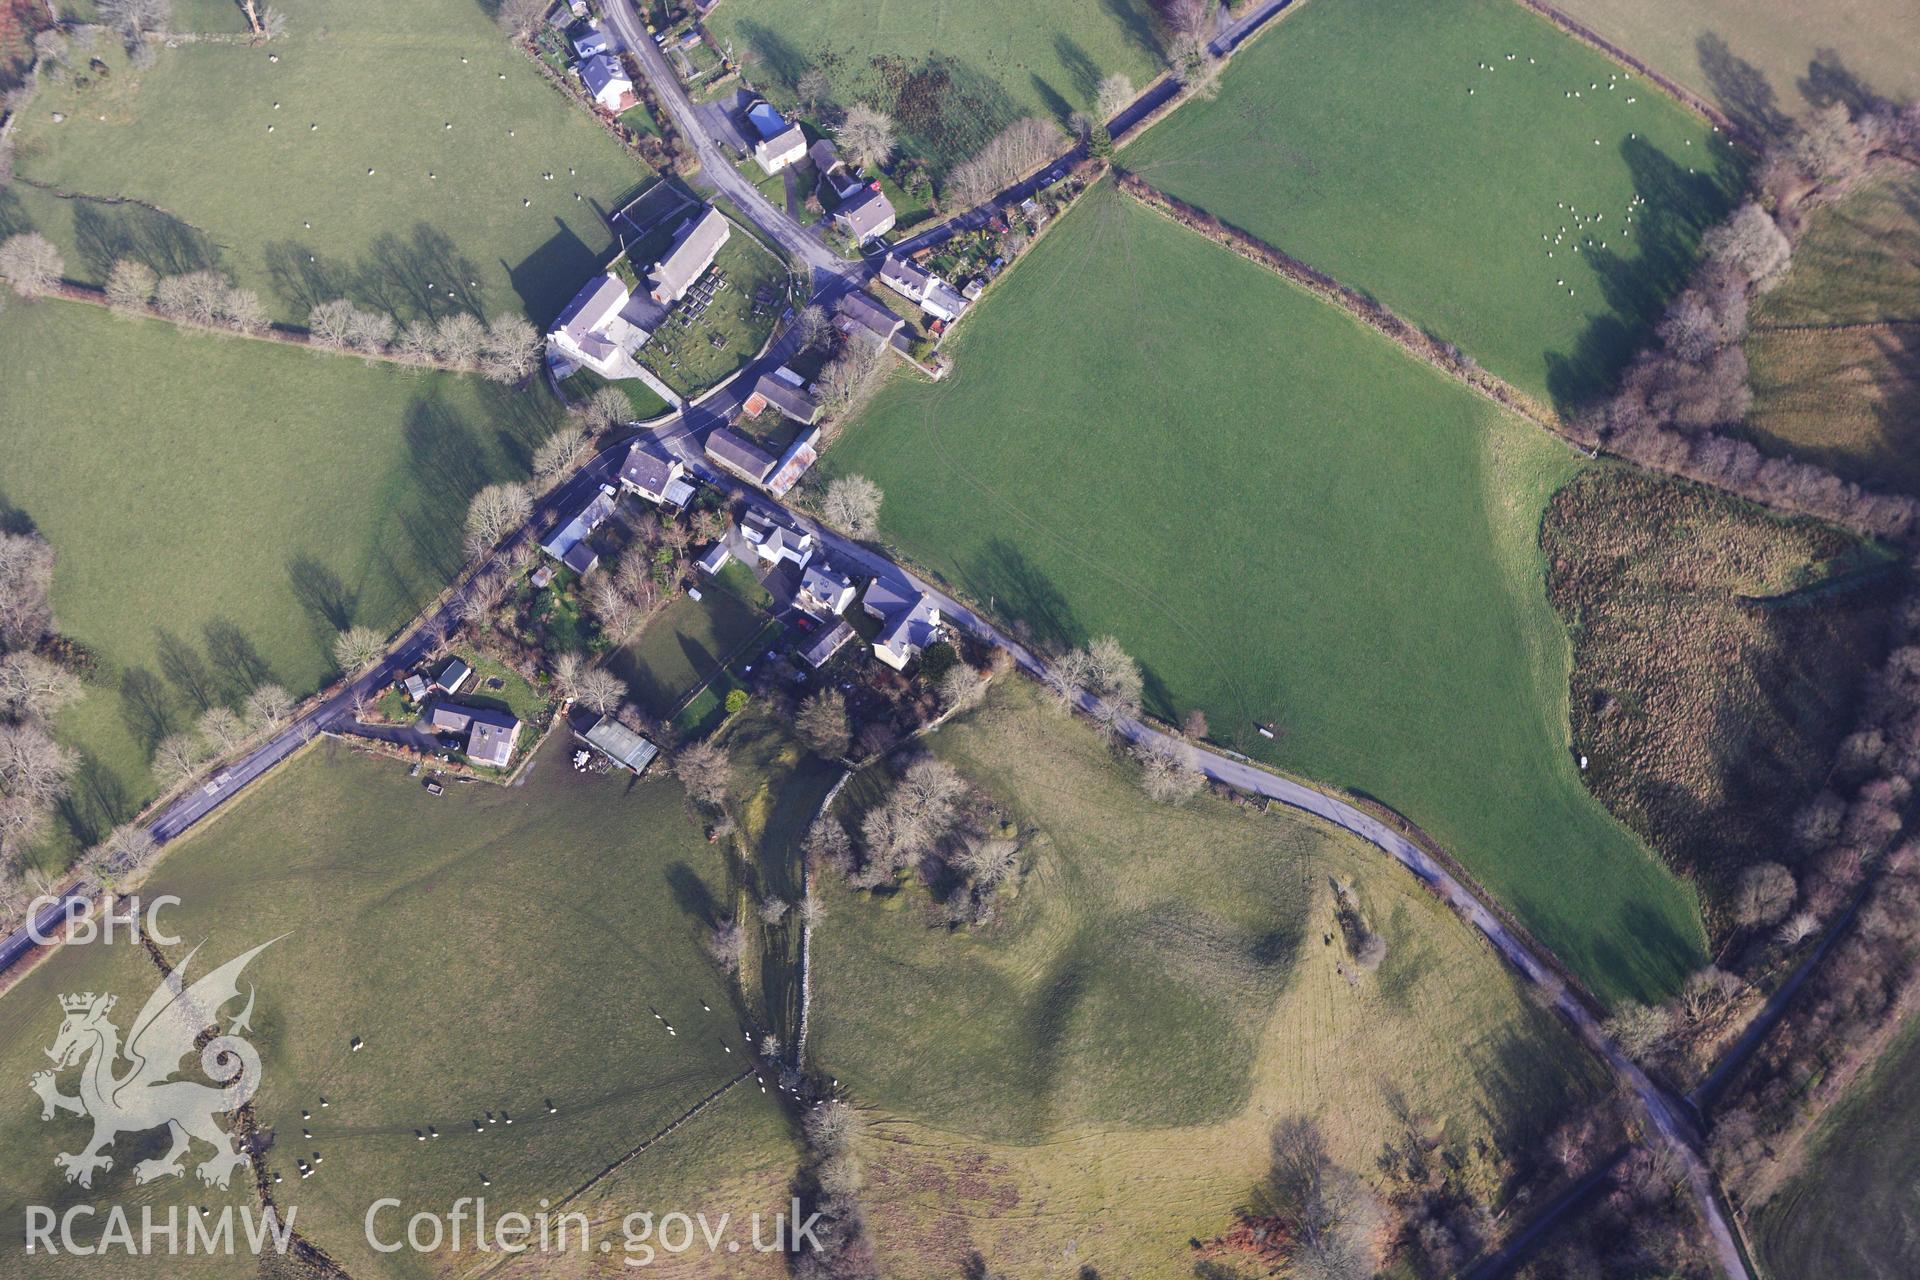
[1543,138,1741,410]
[0,187,26,241]
[731,20,808,91]
[53,751,136,851]
[1030,74,1073,131]
[288,554,357,632]
[967,538,1081,656]
[262,241,357,320]
[1697,32,1792,142]
[1099,0,1163,67]
[117,667,177,752]
[202,618,274,703]
[0,489,37,536]
[155,628,217,713]
[361,224,485,325]
[665,860,721,928]
[70,200,219,280]
[1053,34,1101,107]
[1797,48,1885,116]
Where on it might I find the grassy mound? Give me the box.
[810,682,1605,1276]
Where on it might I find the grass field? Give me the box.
[809,682,1606,1275]
[0,299,564,867]
[704,0,1164,175]
[1553,0,1920,135]
[826,181,1704,1004]
[606,574,774,726]
[1123,0,1740,407]
[1751,1012,1920,1280]
[1543,468,1895,925]
[4,0,648,328]
[0,734,797,1280]
[1742,168,1920,492]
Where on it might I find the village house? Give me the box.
[570,23,610,59]
[648,207,730,305]
[862,578,943,670]
[705,425,778,486]
[835,291,904,347]
[798,559,856,616]
[580,714,658,773]
[744,101,807,174]
[618,443,691,506]
[833,184,897,245]
[809,138,862,200]
[695,541,732,576]
[539,484,618,576]
[741,507,814,569]
[547,274,653,379]
[743,367,820,425]
[579,53,637,112]
[429,701,522,768]
[877,252,968,323]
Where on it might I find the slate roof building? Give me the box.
[429,701,522,768]
[798,619,855,669]
[835,291,904,346]
[539,485,618,576]
[578,53,637,112]
[547,274,653,379]
[618,443,686,505]
[648,207,730,304]
[743,367,820,425]
[832,185,896,244]
[705,426,778,486]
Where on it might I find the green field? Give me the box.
[1751,1013,1920,1280]
[606,571,773,723]
[826,182,1704,1003]
[811,682,1605,1275]
[1743,168,1920,493]
[0,734,796,1280]
[0,300,564,865]
[6,0,648,328]
[1123,0,1740,407]
[705,0,1164,174]
[1553,0,1920,135]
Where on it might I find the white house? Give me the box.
[547,274,652,379]
[754,123,807,174]
[878,252,966,322]
[578,53,636,112]
[618,443,685,504]
[862,578,942,670]
[798,560,856,616]
[741,507,814,570]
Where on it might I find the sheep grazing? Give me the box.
[523,198,531,207]
[367,168,375,175]
[351,1036,363,1052]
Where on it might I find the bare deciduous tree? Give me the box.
[534,424,593,482]
[0,532,56,651]
[99,0,170,39]
[822,474,883,538]
[574,667,627,715]
[244,683,295,730]
[98,823,156,872]
[1703,203,1793,292]
[0,233,64,297]
[1775,911,1819,946]
[817,340,885,417]
[945,118,1066,211]
[1095,73,1135,124]
[105,258,157,313]
[837,103,896,171]
[674,740,732,807]
[796,67,831,113]
[220,287,269,334]
[1135,737,1204,803]
[343,307,395,353]
[793,303,832,353]
[151,731,206,790]
[0,653,82,723]
[495,0,548,38]
[795,689,850,758]
[580,384,634,433]
[464,482,532,557]
[758,895,790,925]
[307,298,358,346]
[196,706,247,754]
[938,663,988,713]
[434,312,487,367]
[481,315,541,383]
[1733,861,1797,928]
[331,625,386,673]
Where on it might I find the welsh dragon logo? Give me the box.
[28,939,276,1190]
